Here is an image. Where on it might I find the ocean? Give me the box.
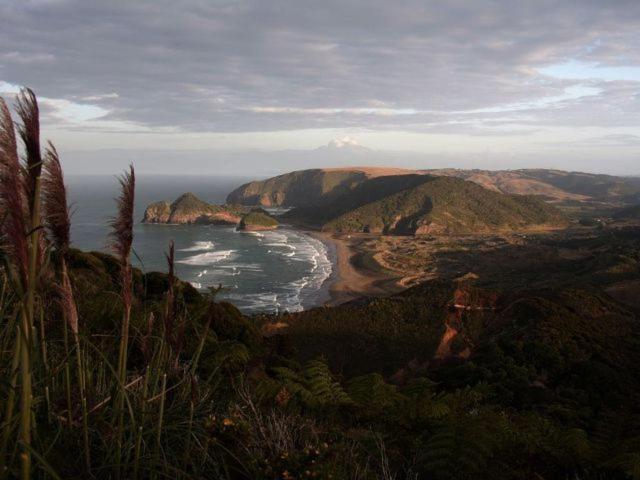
[66,175,333,314]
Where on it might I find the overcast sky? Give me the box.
[1,0,639,176]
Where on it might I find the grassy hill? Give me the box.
[226,167,640,208]
[521,169,640,201]
[227,168,367,207]
[286,175,567,234]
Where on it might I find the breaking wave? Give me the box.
[179,240,215,252]
[177,250,235,266]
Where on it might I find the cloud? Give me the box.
[0,0,639,137]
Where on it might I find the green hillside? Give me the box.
[520,169,640,201]
[614,204,640,219]
[226,168,371,207]
[287,175,567,234]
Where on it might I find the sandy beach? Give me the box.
[308,231,404,306]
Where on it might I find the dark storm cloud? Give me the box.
[1,0,639,132]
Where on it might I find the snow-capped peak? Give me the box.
[327,135,362,149]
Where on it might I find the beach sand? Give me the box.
[308,231,403,305]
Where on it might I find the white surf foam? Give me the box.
[242,231,265,238]
[264,230,333,312]
[177,249,235,266]
[179,241,215,252]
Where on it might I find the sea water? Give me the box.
[66,175,333,314]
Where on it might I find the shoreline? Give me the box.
[305,230,403,306]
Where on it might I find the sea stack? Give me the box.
[237,209,279,231]
[142,193,244,225]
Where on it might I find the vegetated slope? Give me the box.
[424,168,640,203]
[283,173,434,227]
[16,247,640,479]
[426,168,590,201]
[520,169,640,202]
[614,204,640,220]
[273,280,640,409]
[226,167,417,207]
[142,192,244,224]
[289,175,567,234]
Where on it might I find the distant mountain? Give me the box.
[284,175,567,234]
[315,136,372,154]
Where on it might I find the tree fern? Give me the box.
[303,359,351,405]
[257,358,352,409]
[419,417,497,479]
[347,373,398,410]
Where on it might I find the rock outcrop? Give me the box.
[237,209,279,231]
[142,193,244,225]
[142,200,171,223]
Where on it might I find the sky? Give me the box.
[1,0,639,177]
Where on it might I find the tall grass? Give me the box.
[109,165,135,477]
[0,90,226,478]
[42,142,91,471]
[0,90,40,480]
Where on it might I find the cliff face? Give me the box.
[142,193,243,225]
[142,200,171,223]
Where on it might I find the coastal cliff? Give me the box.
[142,200,171,223]
[142,192,244,225]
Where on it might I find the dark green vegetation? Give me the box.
[6,246,640,479]
[615,205,640,220]
[285,175,567,234]
[260,280,640,479]
[237,209,279,231]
